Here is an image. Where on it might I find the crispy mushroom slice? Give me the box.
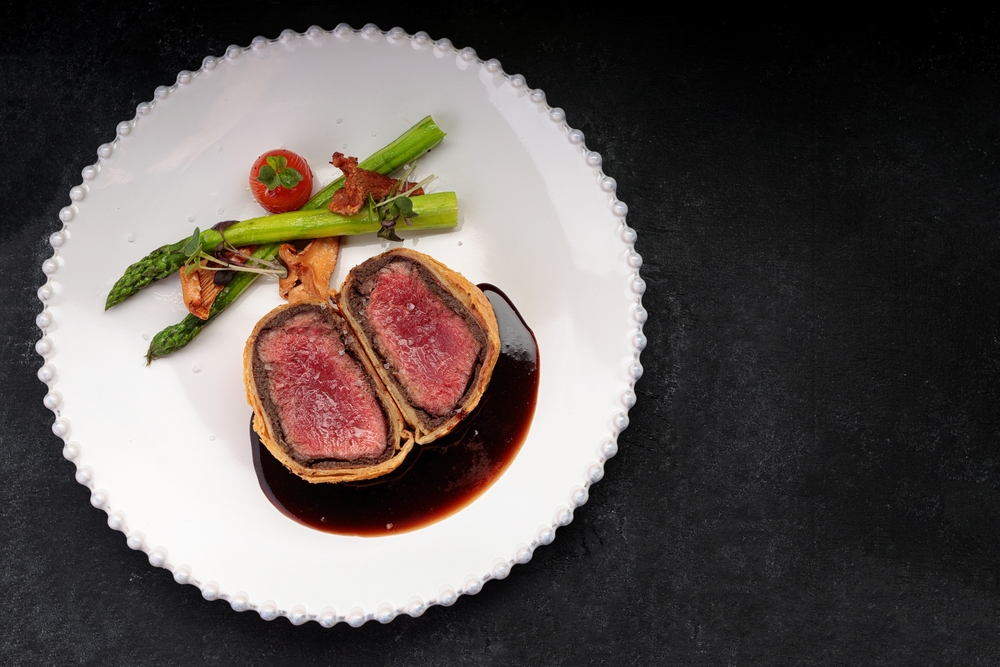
[180,246,258,320]
[339,249,500,444]
[244,301,414,483]
[179,262,223,320]
[278,237,341,303]
[328,153,424,216]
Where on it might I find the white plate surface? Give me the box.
[36,24,645,627]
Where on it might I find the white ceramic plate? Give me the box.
[36,24,645,627]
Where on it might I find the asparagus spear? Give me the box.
[145,243,281,363]
[106,116,447,309]
[194,192,456,249]
[106,239,190,309]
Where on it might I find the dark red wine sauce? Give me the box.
[251,285,539,536]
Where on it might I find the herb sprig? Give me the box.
[255,154,305,191]
[371,165,437,242]
[181,226,287,279]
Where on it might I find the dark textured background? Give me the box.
[3,5,1000,664]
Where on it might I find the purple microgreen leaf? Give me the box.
[377,217,404,242]
[211,220,239,233]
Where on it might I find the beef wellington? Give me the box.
[338,249,500,444]
[244,301,414,483]
[244,249,500,483]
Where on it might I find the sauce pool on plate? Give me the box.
[251,284,539,535]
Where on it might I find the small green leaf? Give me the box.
[265,155,288,171]
[256,164,280,190]
[183,227,201,256]
[278,167,304,189]
[395,197,414,217]
[258,155,303,192]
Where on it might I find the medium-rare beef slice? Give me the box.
[366,260,482,416]
[255,309,387,461]
[245,301,414,483]
[339,248,500,444]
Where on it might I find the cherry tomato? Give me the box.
[249,149,314,213]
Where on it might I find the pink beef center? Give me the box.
[366,262,481,416]
[258,312,387,460]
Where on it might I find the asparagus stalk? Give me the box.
[145,243,281,363]
[199,192,456,249]
[129,193,453,282]
[106,239,190,308]
[106,115,447,309]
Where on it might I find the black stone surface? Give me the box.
[3,5,1000,664]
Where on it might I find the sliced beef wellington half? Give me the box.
[244,301,414,483]
[338,248,501,444]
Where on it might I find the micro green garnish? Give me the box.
[387,162,418,198]
[182,227,203,277]
[181,226,287,278]
[256,154,304,191]
[367,194,402,242]
[373,170,437,242]
[378,216,405,242]
[211,220,239,233]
